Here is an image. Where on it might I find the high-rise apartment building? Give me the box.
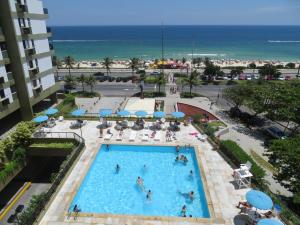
[0,0,58,122]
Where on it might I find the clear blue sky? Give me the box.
[43,0,300,26]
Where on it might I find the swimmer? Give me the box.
[106,144,110,150]
[176,145,180,153]
[137,176,145,190]
[115,164,120,173]
[175,156,179,162]
[183,156,188,165]
[189,191,194,201]
[146,190,152,200]
[189,170,193,178]
[181,205,187,217]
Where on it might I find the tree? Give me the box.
[185,70,200,95]
[182,57,187,64]
[285,62,296,69]
[266,135,300,203]
[230,67,243,80]
[102,57,113,76]
[259,64,281,79]
[64,75,76,91]
[85,75,96,93]
[128,58,139,76]
[223,84,253,109]
[203,59,221,81]
[77,74,86,92]
[176,77,187,92]
[64,56,75,78]
[155,73,166,93]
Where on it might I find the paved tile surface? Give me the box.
[38,120,249,225]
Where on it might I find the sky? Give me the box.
[43,0,300,26]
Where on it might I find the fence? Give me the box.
[33,131,85,144]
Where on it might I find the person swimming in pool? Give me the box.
[115,164,120,173]
[189,191,195,201]
[106,144,110,150]
[181,205,187,217]
[189,170,193,178]
[146,190,152,201]
[137,176,145,190]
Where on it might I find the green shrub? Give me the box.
[30,142,75,149]
[10,122,35,148]
[180,92,203,98]
[226,80,238,85]
[57,94,76,115]
[219,140,265,183]
[143,91,166,98]
[203,123,218,138]
[0,161,19,183]
[213,81,220,85]
[12,147,26,165]
[174,73,187,78]
[144,76,157,84]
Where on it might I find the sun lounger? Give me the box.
[58,116,64,122]
[129,131,137,141]
[104,133,113,140]
[196,134,206,142]
[142,131,149,141]
[154,131,161,141]
[116,133,123,141]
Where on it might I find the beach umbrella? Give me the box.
[44,108,58,115]
[33,115,49,123]
[99,109,112,117]
[117,110,131,117]
[153,111,166,118]
[135,110,147,118]
[246,190,273,210]
[172,111,185,118]
[257,219,284,225]
[71,109,86,117]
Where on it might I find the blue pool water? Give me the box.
[71,145,210,218]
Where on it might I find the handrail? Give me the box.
[33,131,85,144]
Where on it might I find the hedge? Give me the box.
[180,92,203,98]
[133,91,166,98]
[219,140,265,184]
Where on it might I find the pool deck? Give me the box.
[38,120,249,225]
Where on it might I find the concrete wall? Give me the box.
[4,87,13,102]
[37,56,52,72]
[34,39,49,54]
[41,74,55,89]
[27,82,33,97]
[30,20,47,34]
[27,0,44,14]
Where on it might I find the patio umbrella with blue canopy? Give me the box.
[44,108,58,116]
[135,110,147,118]
[33,115,49,123]
[257,219,284,225]
[71,109,86,117]
[153,111,166,118]
[117,110,131,117]
[246,190,273,210]
[99,109,112,117]
[172,111,185,118]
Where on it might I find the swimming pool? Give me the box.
[71,144,210,218]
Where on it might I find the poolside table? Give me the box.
[234,169,253,189]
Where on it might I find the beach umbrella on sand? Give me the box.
[257,219,284,225]
[33,115,49,123]
[99,109,112,117]
[172,111,185,119]
[117,110,131,117]
[135,110,147,118]
[153,111,166,118]
[44,108,58,116]
[71,109,86,117]
[246,190,273,210]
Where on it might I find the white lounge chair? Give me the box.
[129,131,137,141]
[142,131,149,142]
[196,134,207,142]
[154,131,161,141]
[116,133,123,141]
[240,161,252,171]
[58,116,64,122]
[104,133,113,140]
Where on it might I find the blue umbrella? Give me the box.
[153,111,166,118]
[71,109,86,117]
[117,110,131,117]
[258,219,284,225]
[33,115,49,123]
[172,111,185,118]
[135,110,147,117]
[99,109,112,117]
[45,108,58,115]
[246,190,273,210]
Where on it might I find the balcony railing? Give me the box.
[6,72,13,81]
[28,66,39,78]
[24,47,36,57]
[1,50,8,59]
[20,26,32,35]
[15,0,28,13]
[46,27,51,33]
[12,92,18,101]
[43,8,48,14]
[33,85,42,97]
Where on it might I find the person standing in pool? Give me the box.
[137,176,145,190]
[189,191,194,201]
[189,170,193,178]
[176,145,180,153]
[115,164,120,173]
[181,205,187,217]
[146,190,152,201]
[106,144,110,150]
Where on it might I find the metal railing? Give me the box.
[33,131,85,144]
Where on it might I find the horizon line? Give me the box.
[47,24,300,27]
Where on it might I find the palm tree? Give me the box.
[128,58,139,76]
[101,57,113,76]
[248,63,257,76]
[64,75,76,91]
[64,56,75,78]
[176,77,187,92]
[155,73,166,94]
[85,75,96,93]
[185,70,200,95]
[77,74,86,92]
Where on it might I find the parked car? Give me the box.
[150,71,160,76]
[93,72,105,77]
[264,126,286,139]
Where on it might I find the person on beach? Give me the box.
[137,176,145,190]
[181,205,187,217]
[115,164,120,173]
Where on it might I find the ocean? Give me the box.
[50,25,300,61]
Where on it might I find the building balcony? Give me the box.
[33,85,42,97]
[49,43,54,50]
[15,0,28,13]
[24,47,36,57]
[28,66,39,78]
[46,27,52,33]
[6,72,13,81]
[12,92,18,101]
[1,50,9,59]
[43,8,48,14]
[0,77,5,85]
[20,26,32,36]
